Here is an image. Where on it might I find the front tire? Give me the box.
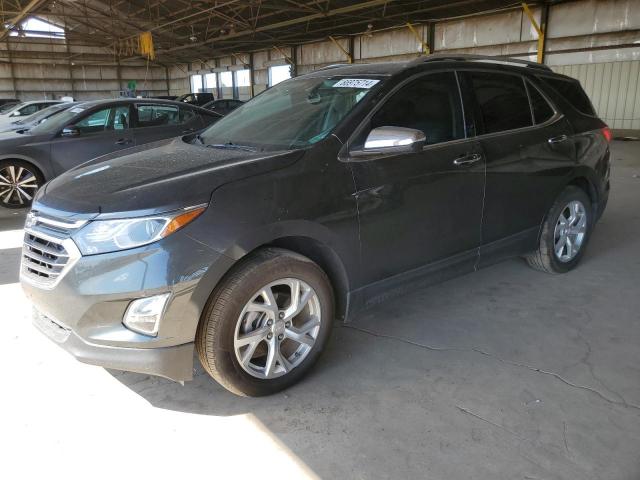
[0,160,43,209]
[196,248,334,397]
[526,186,593,273]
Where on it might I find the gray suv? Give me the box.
[21,55,610,397]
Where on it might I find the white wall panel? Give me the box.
[553,60,640,129]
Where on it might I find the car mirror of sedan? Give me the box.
[350,126,426,158]
[61,125,80,137]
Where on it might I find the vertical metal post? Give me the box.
[522,2,546,64]
[249,52,255,98]
[5,40,17,97]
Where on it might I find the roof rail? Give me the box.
[317,63,354,71]
[410,53,552,72]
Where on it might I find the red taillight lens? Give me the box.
[602,126,613,143]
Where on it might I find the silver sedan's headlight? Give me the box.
[72,205,206,255]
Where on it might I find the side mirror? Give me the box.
[61,126,80,137]
[351,126,426,158]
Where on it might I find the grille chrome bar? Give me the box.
[20,213,82,290]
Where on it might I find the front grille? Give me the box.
[22,233,69,284]
[20,211,86,289]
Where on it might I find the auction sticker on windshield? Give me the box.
[333,79,380,89]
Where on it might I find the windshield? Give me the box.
[199,76,381,151]
[0,102,20,114]
[16,103,73,125]
[29,104,87,135]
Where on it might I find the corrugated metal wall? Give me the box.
[552,62,640,130]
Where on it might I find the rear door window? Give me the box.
[527,81,555,124]
[136,104,180,127]
[468,72,533,134]
[371,72,465,145]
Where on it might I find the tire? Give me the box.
[196,247,334,397]
[526,186,593,274]
[0,160,43,209]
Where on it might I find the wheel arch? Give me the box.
[567,173,599,214]
[0,155,47,181]
[265,235,351,322]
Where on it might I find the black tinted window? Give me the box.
[469,72,532,134]
[527,82,555,124]
[371,72,464,145]
[540,77,595,116]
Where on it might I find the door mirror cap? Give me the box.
[61,126,80,137]
[351,126,426,158]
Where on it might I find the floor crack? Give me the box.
[342,324,640,412]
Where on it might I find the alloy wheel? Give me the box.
[553,200,587,262]
[234,278,322,379]
[0,164,39,207]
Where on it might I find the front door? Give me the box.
[50,104,133,174]
[348,71,485,287]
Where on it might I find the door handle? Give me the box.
[453,153,482,166]
[115,138,132,145]
[548,134,568,144]
[182,128,195,134]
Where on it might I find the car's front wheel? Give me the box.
[0,160,43,208]
[196,248,334,396]
[526,185,593,273]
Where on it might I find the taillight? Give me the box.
[601,126,613,143]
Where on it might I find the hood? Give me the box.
[36,137,304,217]
[0,130,49,148]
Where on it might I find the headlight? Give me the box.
[73,205,206,255]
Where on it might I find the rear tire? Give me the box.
[196,248,334,397]
[0,160,43,209]
[526,186,592,274]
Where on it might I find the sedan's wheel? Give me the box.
[526,186,593,273]
[197,248,333,396]
[0,161,42,208]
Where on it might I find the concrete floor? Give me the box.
[2,141,639,480]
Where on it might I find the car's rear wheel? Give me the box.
[0,160,43,208]
[196,248,334,396]
[526,186,593,273]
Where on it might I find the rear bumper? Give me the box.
[33,307,194,382]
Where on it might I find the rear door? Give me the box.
[460,70,575,263]
[131,103,183,145]
[49,104,133,174]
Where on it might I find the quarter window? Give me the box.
[136,104,180,127]
[371,72,465,145]
[540,77,595,116]
[527,82,555,125]
[469,72,532,134]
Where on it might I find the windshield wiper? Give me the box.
[206,142,257,152]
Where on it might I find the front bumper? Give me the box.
[21,225,236,382]
[33,307,194,381]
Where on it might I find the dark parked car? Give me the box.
[202,99,244,116]
[22,55,610,397]
[176,92,214,106]
[0,99,221,207]
[0,98,19,107]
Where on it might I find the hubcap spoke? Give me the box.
[236,325,269,347]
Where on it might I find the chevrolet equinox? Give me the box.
[21,55,611,396]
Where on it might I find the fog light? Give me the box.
[123,293,171,336]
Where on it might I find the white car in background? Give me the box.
[0,100,64,128]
